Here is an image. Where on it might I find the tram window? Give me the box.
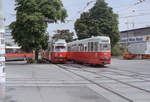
[67,47,69,51]
[91,42,94,52]
[68,47,71,52]
[75,46,76,52]
[99,44,102,51]
[81,46,83,52]
[88,42,90,52]
[55,46,66,52]
[85,46,87,52]
[79,45,81,52]
[94,42,98,52]
[74,46,76,52]
[71,46,73,52]
[99,44,110,51]
[77,46,79,52]
[6,48,20,54]
[82,46,84,51]
[80,44,84,52]
[18,50,25,54]
[103,44,110,50]
[73,46,75,52]
[79,46,81,52]
[71,47,73,52]
[76,46,77,52]
[75,46,77,52]
[6,49,13,53]
[74,46,75,52]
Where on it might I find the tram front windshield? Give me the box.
[55,46,66,52]
[99,44,111,52]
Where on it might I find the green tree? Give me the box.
[10,0,67,61]
[75,0,120,47]
[53,29,74,42]
[5,42,12,46]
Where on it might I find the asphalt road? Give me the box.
[4,58,150,102]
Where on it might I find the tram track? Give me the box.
[64,63,150,93]
[68,63,150,82]
[56,64,134,102]
[109,67,150,79]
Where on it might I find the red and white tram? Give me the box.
[67,36,111,65]
[42,39,67,63]
[6,46,34,61]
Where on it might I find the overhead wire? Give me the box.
[119,12,150,18]
[62,0,150,23]
[117,0,148,14]
[65,0,96,23]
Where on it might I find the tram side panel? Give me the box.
[6,46,34,61]
[68,36,111,65]
[70,52,111,65]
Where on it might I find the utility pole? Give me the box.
[0,0,5,83]
[125,20,130,52]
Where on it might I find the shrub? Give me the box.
[111,44,126,56]
[37,59,46,64]
[27,58,35,64]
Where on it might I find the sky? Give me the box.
[4,0,150,37]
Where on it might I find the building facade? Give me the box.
[119,27,150,44]
[0,0,5,83]
[5,26,17,46]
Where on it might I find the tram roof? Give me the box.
[68,36,110,45]
[48,39,66,44]
[55,39,66,44]
[6,46,21,49]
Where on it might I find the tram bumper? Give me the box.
[99,59,111,64]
